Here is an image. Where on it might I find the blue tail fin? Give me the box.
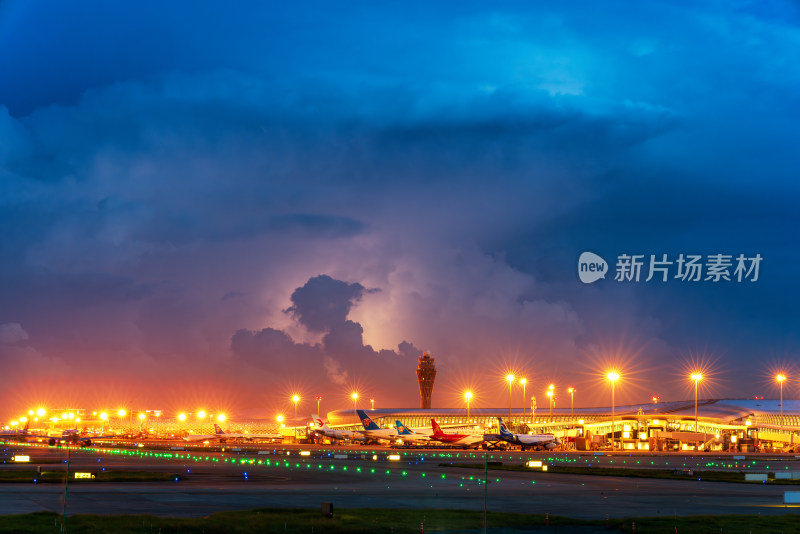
[356,410,381,430]
[497,417,513,437]
[395,421,414,435]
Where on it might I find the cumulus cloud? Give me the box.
[231,275,421,400]
[0,322,28,344]
[286,275,368,333]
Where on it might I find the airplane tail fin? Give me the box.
[497,417,512,437]
[395,421,413,435]
[311,414,327,429]
[356,409,380,430]
[214,424,225,434]
[431,418,443,435]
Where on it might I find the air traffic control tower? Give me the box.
[416,351,437,409]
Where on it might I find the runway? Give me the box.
[2,442,799,520]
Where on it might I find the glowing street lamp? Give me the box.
[197,410,207,420]
[36,408,46,417]
[464,391,473,421]
[567,387,575,416]
[117,409,126,418]
[315,395,322,415]
[370,398,375,410]
[178,413,187,422]
[777,374,787,434]
[506,374,515,417]
[691,373,702,432]
[520,378,527,415]
[607,371,620,451]
[277,414,285,427]
[138,413,145,421]
[546,389,554,420]
[217,413,226,423]
[351,392,358,414]
[292,395,300,441]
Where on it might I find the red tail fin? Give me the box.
[431,418,443,435]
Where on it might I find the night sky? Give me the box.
[1,1,798,420]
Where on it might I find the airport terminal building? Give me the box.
[324,399,800,452]
[11,399,800,452]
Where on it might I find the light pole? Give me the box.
[567,387,575,416]
[520,378,527,415]
[607,372,619,451]
[777,374,786,435]
[292,395,300,441]
[351,392,358,414]
[506,374,515,418]
[546,389,553,421]
[315,395,322,416]
[691,373,702,433]
[370,398,375,410]
[465,391,472,421]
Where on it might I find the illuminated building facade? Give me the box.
[416,351,437,409]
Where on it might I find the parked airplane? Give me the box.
[355,410,402,442]
[1,424,97,447]
[497,418,560,450]
[184,424,280,443]
[310,414,366,442]
[429,419,484,448]
[394,420,431,443]
[0,421,30,438]
[52,429,97,447]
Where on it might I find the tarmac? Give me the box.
[1,442,799,520]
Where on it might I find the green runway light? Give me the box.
[370,468,375,473]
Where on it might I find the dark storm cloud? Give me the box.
[286,275,367,333]
[232,275,420,392]
[0,0,798,418]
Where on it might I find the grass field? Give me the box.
[0,470,184,483]
[0,508,799,533]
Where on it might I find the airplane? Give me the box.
[0,421,31,438]
[184,424,281,443]
[0,423,97,447]
[310,414,366,442]
[394,420,432,443]
[497,417,560,451]
[429,419,484,448]
[355,410,403,442]
[52,429,97,447]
